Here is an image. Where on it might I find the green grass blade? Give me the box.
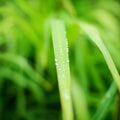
[50,19,73,120]
[74,38,88,92]
[92,82,117,120]
[0,53,52,91]
[72,77,90,120]
[79,22,120,91]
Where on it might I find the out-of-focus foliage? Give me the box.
[0,0,120,120]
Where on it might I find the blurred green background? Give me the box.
[0,0,120,120]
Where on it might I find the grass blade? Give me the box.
[51,19,73,120]
[79,22,120,91]
[0,53,52,91]
[72,77,90,120]
[92,82,117,120]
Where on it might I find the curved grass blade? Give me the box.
[0,67,28,87]
[0,53,52,91]
[78,22,120,91]
[0,67,44,102]
[92,82,117,120]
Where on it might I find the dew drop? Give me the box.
[67,59,69,63]
[64,31,66,35]
[58,68,61,71]
[66,47,69,53]
[55,62,58,66]
[55,58,58,66]
[55,58,58,62]
[63,92,70,100]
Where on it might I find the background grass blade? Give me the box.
[0,53,52,91]
[51,19,73,120]
[72,77,90,120]
[79,22,120,91]
[92,82,117,120]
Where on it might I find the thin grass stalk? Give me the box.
[92,82,117,120]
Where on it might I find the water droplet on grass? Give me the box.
[67,60,69,63]
[66,47,69,53]
[55,62,58,66]
[63,91,70,100]
[58,68,61,71]
[55,58,58,62]
[55,58,58,66]
[64,31,66,35]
